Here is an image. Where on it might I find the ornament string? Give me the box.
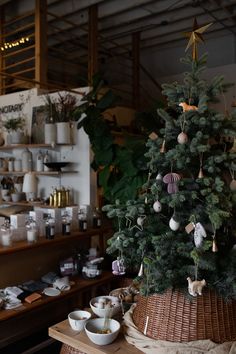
[229,167,235,180]
[195,262,199,281]
[180,112,186,132]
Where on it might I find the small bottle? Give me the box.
[26,216,38,243]
[78,209,87,232]
[43,150,51,171]
[0,219,13,247]
[22,148,33,172]
[36,150,44,172]
[92,207,102,228]
[45,214,55,239]
[62,211,71,235]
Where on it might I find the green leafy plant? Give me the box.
[73,74,149,203]
[44,92,78,123]
[2,117,25,132]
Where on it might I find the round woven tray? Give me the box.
[132,288,236,343]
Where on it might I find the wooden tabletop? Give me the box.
[49,319,143,354]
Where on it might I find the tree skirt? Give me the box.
[123,305,236,354]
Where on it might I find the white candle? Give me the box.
[27,230,37,242]
[1,234,12,247]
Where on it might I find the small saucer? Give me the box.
[43,287,61,297]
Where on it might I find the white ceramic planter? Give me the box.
[56,122,71,144]
[44,123,57,144]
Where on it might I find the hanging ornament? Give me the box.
[136,215,146,230]
[153,200,162,212]
[112,257,126,276]
[198,167,204,178]
[187,277,206,296]
[163,172,181,194]
[179,102,198,112]
[156,173,162,181]
[230,179,236,191]
[212,238,218,252]
[177,112,188,144]
[169,215,180,231]
[160,139,166,153]
[149,132,158,140]
[229,168,236,191]
[138,263,144,277]
[177,131,188,144]
[193,222,207,248]
[198,153,204,179]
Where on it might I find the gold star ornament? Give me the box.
[185,19,212,60]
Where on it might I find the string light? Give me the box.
[1,36,30,52]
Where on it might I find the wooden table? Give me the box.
[49,319,143,354]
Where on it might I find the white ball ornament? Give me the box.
[153,200,162,212]
[177,132,188,144]
[230,179,236,191]
[169,217,180,231]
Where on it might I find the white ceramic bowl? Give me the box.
[90,296,121,318]
[85,318,120,345]
[68,310,91,331]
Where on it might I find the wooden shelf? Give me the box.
[0,227,111,255]
[0,171,77,176]
[0,143,74,150]
[0,271,115,322]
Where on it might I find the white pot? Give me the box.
[44,123,57,144]
[10,131,25,144]
[56,122,71,144]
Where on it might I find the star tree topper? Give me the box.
[185,19,212,60]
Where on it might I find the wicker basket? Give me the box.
[60,344,85,354]
[132,288,236,343]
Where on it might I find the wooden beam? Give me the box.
[35,0,48,89]
[0,6,5,95]
[132,32,140,110]
[88,4,98,85]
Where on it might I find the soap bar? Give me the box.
[25,292,42,304]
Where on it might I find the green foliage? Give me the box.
[74,74,149,202]
[102,54,236,299]
[3,117,25,131]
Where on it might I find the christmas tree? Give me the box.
[103,32,236,300]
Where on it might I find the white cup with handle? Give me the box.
[68,310,91,331]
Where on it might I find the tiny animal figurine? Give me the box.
[187,277,206,296]
[179,102,198,112]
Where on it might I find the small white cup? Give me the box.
[68,310,91,331]
[53,276,70,291]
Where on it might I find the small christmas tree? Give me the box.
[103,27,236,300]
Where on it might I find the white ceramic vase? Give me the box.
[56,122,71,144]
[44,123,57,144]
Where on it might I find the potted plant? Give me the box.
[2,116,26,144]
[44,92,78,144]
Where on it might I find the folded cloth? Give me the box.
[5,286,23,297]
[123,304,236,354]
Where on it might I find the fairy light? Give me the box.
[1,36,30,52]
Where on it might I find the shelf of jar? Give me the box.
[0,143,75,150]
[0,171,78,176]
[0,227,111,256]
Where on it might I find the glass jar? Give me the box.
[26,216,38,243]
[92,207,102,228]
[45,214,55,239]
[1,219,13,247]
[21,148,33,172]
[36,150,44,172]
[78,209,87,232]
[61,211,71,235]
